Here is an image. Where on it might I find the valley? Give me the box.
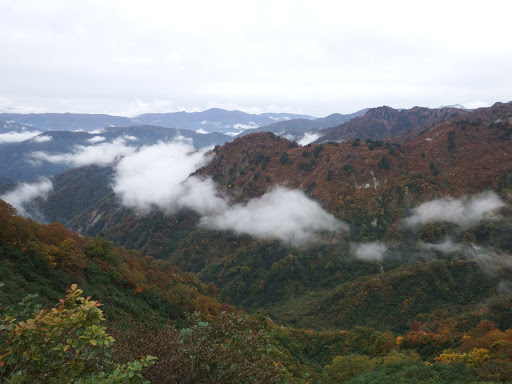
[1,102,512,383]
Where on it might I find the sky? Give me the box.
[1,0,511,117]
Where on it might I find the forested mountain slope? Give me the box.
[2,102,512,383]
[23,102,512,331]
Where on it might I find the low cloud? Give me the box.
[87,136,106,143]
[352,242,388,261]
[298,132,321,146]
[233,122,258,130]
[111,139,345,245]
[112,139,213,211]
[0,130,42,143]
[404,192,505,227]
[0,178,53,217]
[419,239,510,274]
[420,238,462,253]
[30,137,136,167]
[497,280,512,296]
[200,187,345,245]
[31,135,53,143]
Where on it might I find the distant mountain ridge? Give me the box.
[0,125,231,183]
[0,108,317,135]
[236,109,369,141]
[31,101,512,240]
[315,105,470,143]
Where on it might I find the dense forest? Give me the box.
[2,103,512,383]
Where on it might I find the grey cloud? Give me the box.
[110,139,346,245]
[112,139,214,212]
[0,178,53,218]
[87,135,106,143]
[419,239,510,274]
[404,192,505,227]
[0,130,42,143]
[298,132,321,146]
[420,238,462,253]
[30,137,136,167]
[31,135,53,143]
[351,242,388,261]
[200,186,346,245]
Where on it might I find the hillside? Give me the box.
[2,102,512,382]
[237,109,368,140]
[20,102,511,330]
[0,125,230,183]
[0,109,315,136]
[316,105,470,143]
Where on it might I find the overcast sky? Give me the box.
[1,0,511,117]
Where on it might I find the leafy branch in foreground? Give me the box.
[0,284,155,383]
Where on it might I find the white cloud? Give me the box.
[31,135,53,143]
[420,238,462,253]
[200,186,345,245]
[232,122,259,130]
[352,242,388,261]
[1,2,511,116]
[0,178,53,217]
[30,137,136,167]
[118,98,189,117]
[112,139,213,211]
[177,177,228,215]
[405,192,505,227]
[87,135,106,143]
[0,130,43,143]
[196,128,208,134]
[225,131,244,137]
[298,132,321,146]
[110,138,345,245]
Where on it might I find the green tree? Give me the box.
[377,156,390,170]
[114,312,291,384]
[321,354,376,383]
[0,285,155,383]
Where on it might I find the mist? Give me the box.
[201,186,345,245]
[0,178,53,218]
[109,138,345,245]
[298,132,321,146]
[352,242,388,261]
[87,136,106,143]
[30,137,136,167]
[112,139,214,212]
[420,238,462,253]
[404,192,505,227]
[419,238,512,275]
[0,130,42,143]
[31,135,53,143]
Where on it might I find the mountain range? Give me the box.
[1,101,512,382]
[0,108,316,135]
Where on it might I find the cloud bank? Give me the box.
[0,130,42,143]
[420,238,462,254]
[352,242,388,261]
[200,187,345,244]
[87,135,106,143]
[110,139,345,244]
[0,178,53,217]
[30,137,136,167]
[420,238,507,273]
[405,192,505,227]
[112,140,214,211]
[298,132,321,146]
[31,135,53,143]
